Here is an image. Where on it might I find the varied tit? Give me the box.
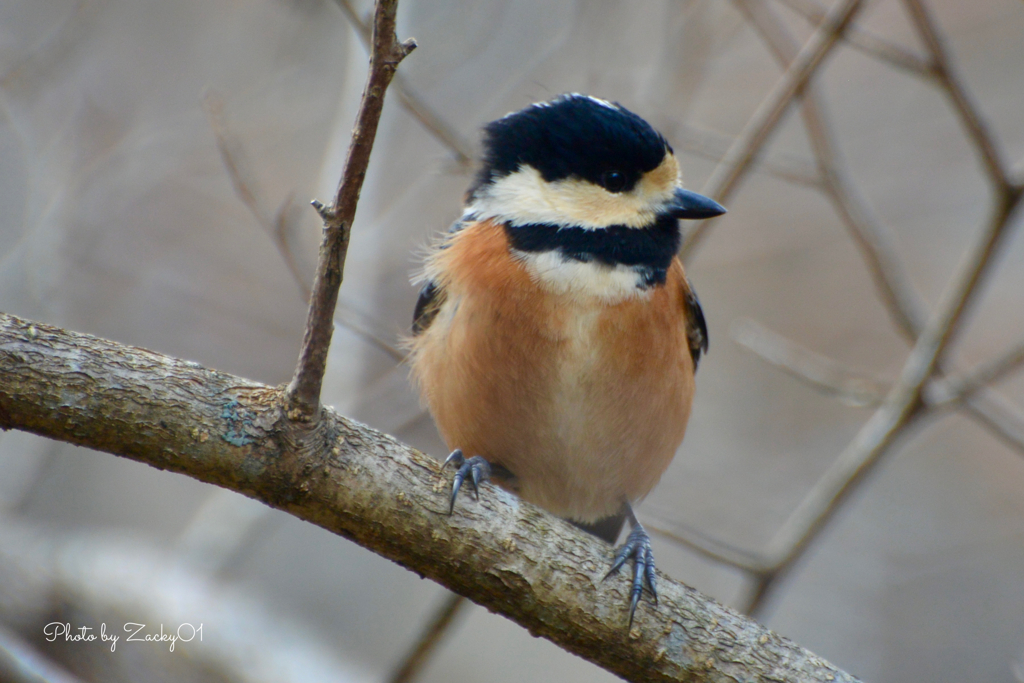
[408,93,724,626]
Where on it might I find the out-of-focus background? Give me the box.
[1,0,1023,681]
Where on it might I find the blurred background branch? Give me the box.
[333,0,475,168]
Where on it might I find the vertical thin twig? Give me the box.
[284,0,416,421]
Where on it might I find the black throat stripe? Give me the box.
[504,215,681,288]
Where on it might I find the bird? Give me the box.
[407,93,724,627]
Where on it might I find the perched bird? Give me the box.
[408,93,724,626]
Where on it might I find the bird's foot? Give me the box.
[442,449,492,514]
[604,521,657,628]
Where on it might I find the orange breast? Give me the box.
[409,220,695,522]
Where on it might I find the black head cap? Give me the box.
[470,94,671,198]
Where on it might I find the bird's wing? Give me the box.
[412,279,445,335]
[683,277,709,370]
[412,218,469,335]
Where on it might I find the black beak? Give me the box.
[667,188,727,220]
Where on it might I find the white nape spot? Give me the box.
[514,250,650,302]
[578,94,619,111]
[500,99,553,120]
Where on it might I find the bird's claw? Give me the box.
[442,449,492,514]
[603,523,657,628]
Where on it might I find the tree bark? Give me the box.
[0,312,860,683]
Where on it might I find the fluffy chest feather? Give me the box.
[410,220,697,521]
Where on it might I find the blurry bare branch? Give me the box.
[334,303,407,363]
[681,0,866,260]
[961,392,1024,456]
[732,319,1024,427]
[903,0,1016,190]
[731,318,888,407]
[0,518,366,683]
[333,0,475,168]
[286,0,416,419]
[734,0,929,340]
[388,593,467,683]
[204,93,310,296]
[0,1,87,90]
[748,184,1023,615]
[668,0,1024,619]
[727,195,1024,615]
[0,624,83,683]
[642,508,771,573]
[175,488,276,576]
[674,123,822,188]
[927,339,1024,407]
[729,320,1024,459]
[774,0,935,77]
[731,327,1024,465]
[205,92,407,363]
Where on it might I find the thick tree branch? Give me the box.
[285,0,416,420]
[0,312,859,683]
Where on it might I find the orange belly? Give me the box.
[409,220,695,522]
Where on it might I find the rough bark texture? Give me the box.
[0,312,860,683]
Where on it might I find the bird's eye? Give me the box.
[600,170,627,193]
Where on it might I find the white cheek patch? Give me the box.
[468,164,678,231]
[514,250,652,303]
